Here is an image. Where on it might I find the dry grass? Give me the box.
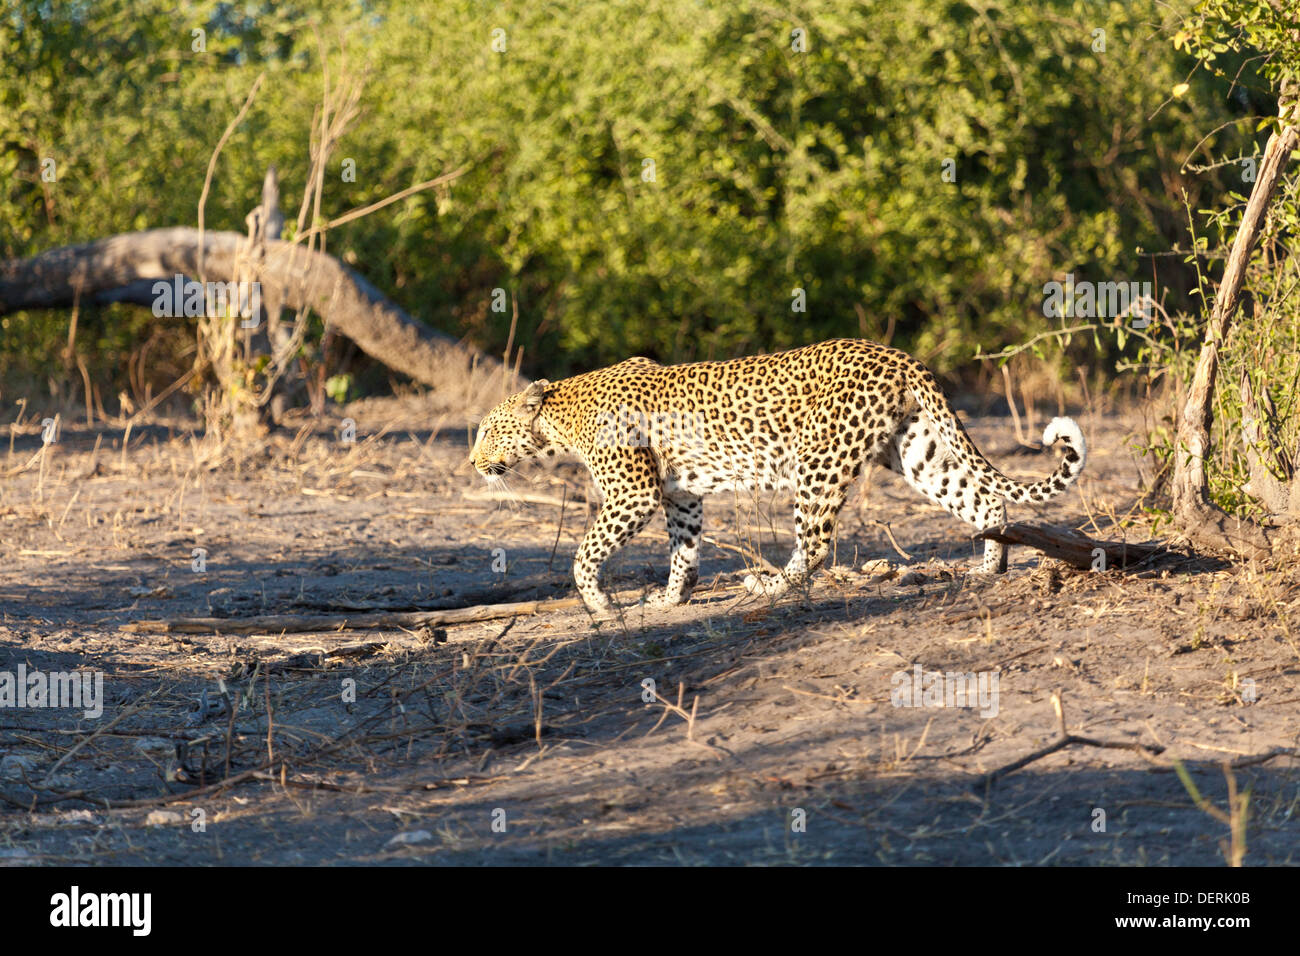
[1,395,1298,864]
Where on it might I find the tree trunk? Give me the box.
[1238,367,1293,516]
[1169,94,1299,558]
[0,227,521,405]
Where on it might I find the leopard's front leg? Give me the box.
[573,447,662,617]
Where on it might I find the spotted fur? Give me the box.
[471,339,1086,615]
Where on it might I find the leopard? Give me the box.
[470,339,1086,617]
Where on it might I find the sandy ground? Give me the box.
[0,395,1297,866]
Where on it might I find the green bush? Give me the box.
[0,0,1253,403]
[1134,0,1300,518]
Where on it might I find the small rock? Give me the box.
[185,689,226,727]
[386,830,433,847]
[861,558,896,579]
[896,570,927,586]
[30,809,100,827]
[416,626,448,645]
[134,737,175,756]
[144,810,183,827]
[128,585,173,599]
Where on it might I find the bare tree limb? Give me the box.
[974,522,1166,570]
[0,227,520,402]
[1170,89,1299,558]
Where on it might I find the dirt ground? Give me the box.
[0,393,1297,866]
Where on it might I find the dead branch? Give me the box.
[974,522,1165,570]
[1148,746,1300,773]
[976,692,1165,791]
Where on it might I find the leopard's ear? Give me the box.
[513,379,550,420]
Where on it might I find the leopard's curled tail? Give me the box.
[906,365,1086,504]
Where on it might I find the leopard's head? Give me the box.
[471,379,550,482]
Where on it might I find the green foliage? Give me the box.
[324,373,352,406]
[1135,0,1300,518]
[0,0,1258,403]
[1175,0,1300,92]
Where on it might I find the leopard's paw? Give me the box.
[645,588,690,609]
[582,592,619,621]
[743,572,790,597]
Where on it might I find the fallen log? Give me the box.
[975,522,1166,570]
[122,595,586,635]
[0,227,519,401]
[281,573,572,613]
[122,581,746,636]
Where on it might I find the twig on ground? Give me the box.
[976,691,1165,791]
[40,695,154,786]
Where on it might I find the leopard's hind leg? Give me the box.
[887,413,1008,573]
[648,491,702,607]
